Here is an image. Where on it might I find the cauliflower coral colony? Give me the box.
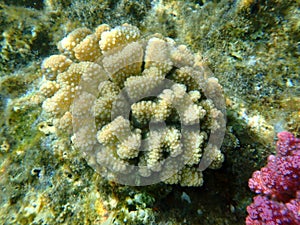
[39,24,226,186]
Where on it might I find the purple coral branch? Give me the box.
[246,131,300,225]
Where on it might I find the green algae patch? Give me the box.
[0,4,53,75]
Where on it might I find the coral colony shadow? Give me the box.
[40,23,226,186]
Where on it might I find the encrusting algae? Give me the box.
[39,23,226,187]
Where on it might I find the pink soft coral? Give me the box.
[246,131,300,225]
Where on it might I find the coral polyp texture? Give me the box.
[39,23,226,186]
[246,131,300,224]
